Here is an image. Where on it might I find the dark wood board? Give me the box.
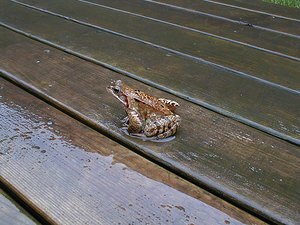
[207,0,300,19]
[74,0,300,59]
[0,78,266,225]
[150,0,300,35]
[11,0,300,86]
[0,1,299,143]
[0,189,39,225]
[0,28,299,224]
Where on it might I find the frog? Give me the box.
[107,80,181,139]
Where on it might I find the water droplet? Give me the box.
[44,49,50,53]
[47,121,53,125]
[36,60,40,63]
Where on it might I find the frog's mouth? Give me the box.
[107,86,128,107]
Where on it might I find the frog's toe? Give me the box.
[121,116,129,124]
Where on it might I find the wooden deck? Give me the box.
[0,0,299,224]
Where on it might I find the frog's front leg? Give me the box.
[158,98,179,112]
[126,109,143,134]
[144,115,181,139]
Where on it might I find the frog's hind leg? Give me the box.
[126,109,143,134]
[158,98,179,112]
[145,115,181,139]
[158,115,181,139]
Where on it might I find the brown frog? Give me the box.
[107,80,181,139]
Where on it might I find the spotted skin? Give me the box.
[158,98,179,112]
[107,80,181,139]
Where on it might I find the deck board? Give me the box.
[205,0,300,19]
[0,78,265,225]
[75,0,300,59]
[0,28,299,224]
[149,0,300,35]
[0,0,299,143]
[11,0,300,84]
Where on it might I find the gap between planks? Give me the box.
[76,0,300,61]
[0,64,278,225]
[0,36,299,223]
[201,0,300,20]
[0,77,268,225]
[0,21,299,146]
[0,0,298,144]
[144,0,300,37]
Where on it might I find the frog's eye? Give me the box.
[113,86,120,94]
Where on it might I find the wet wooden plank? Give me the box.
[13,0,300,85]
[0,29,299,224]
[77,0,300,59]
[150,0,300,35]
[0,189,39,225]
[0,1,299,143]
[0,78,266,225]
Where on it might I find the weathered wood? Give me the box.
[0,78,266,225]
[12,0,300,85]
[150,0,300,35]
[0,1,299,143]
[77,0,300,59]
[0,29,298,224]
[0,189,39,225]
[208,0,300,19]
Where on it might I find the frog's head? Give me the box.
[107,80,128,107]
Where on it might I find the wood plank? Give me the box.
[0,1,299,143]
[149,0,300,35]
[77,0,300,59]
[0,28,299,224]
[207,0,300,19]
[0,189,39,225]
[13,0,300,85]
[0,78,266,225]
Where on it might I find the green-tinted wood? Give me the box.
[0,30,299,224]
[0,1,299,143]
[0,78,266,225]
[210,0,300,19]
[150,0,300,35]
[79,0,300,59]
[14,0,300,86]
[0,189,39,225]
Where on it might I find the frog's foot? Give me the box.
[144,115,181,139]
[158,98,179,112]
[121,116,129,126]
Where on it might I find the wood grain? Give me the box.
[12,0,300,84]
[0,29,298,224]
[78,0,300,59]
[0,1,299,143]
[150,0,300,35]
[0,78,266,225]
